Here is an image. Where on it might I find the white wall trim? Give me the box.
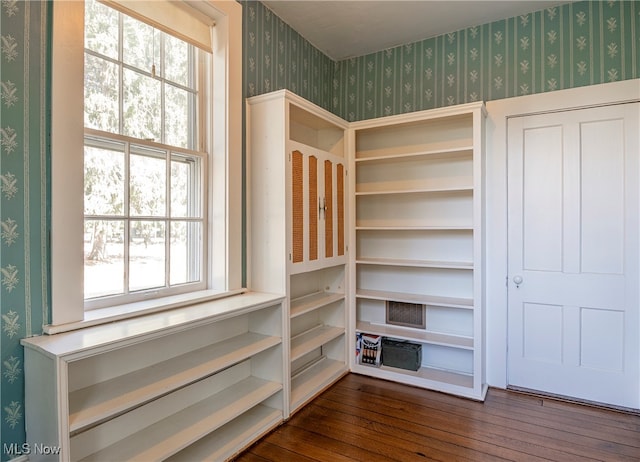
[205,0,243,291]
[49,0,243,329]
[51,0,85,325]
[484,79,640,388]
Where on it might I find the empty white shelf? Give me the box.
[290,325,345,362]
[356,186,473,196]
[79,376,282,461]
[356,225,474,231]
[69,332,281,433]
[352,363,474,390]
[355,146,474,163]
[290,291,345,319]
[165,404,282,462]
[356,257,473,270]
[356,289,473,309]
[290,357,347,411]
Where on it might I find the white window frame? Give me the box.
[48,0,243,332]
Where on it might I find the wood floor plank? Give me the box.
[336,387,636,460]
[486,388,640,433]
[289,403,445,462]
[232,452,269,462]
[262,425,367,462]
[234,374,640,462]
[333,374,640,460]
[301,398,513,462]
[247,441,318,462]
[482,395,640,447]
[315,389,590,462]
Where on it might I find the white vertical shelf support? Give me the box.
[247,90,350,417]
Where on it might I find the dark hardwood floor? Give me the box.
[235,373,640,462]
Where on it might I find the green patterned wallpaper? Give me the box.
[334,0,639,121]
[243,1,639,121]
[242,0,336,111]
[0,0,50,456]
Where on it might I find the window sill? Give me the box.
[43,288,247,335]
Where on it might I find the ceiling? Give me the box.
[262,1,567,60]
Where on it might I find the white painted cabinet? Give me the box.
[349,103,487,400]
[21,292,285,461]
[247,90,350,416]
[248,93,486,402]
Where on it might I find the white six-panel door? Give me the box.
[507,102,640,409]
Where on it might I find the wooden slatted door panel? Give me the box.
[324,160,334,258]
[291,150,346,267]
[309,155,318,261]
[291,150,304,263]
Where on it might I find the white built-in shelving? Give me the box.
[22,91,490,461]
[247,90,350,416]
[349,103,487,400]
[21,292,285,461]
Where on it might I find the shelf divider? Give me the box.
[356,257,473,270]
[355,146,474,163]
[356,320,473,349]
[290,325,345,362]
[290,291,345,318]
[356,288,473,309]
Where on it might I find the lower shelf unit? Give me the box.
[288,265,349,416]
[290,356,346,412]
[351,362,480,396]
[351,290,486,401]
[22,292,286,462]
[352,331,486,400]
[289,324,348,414]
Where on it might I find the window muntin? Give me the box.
[84,0,198,149]
[83,0,206,308]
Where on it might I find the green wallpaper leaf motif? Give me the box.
[0,0,49,456]
[242,0,334,111]
[243,1,640,120]
[331,0,638,121]
[245,1,638,122]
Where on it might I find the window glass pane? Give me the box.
[164,34,191,87]
[84,142,125,215]
[85,0,118,59]
[171,221,201,285]
[130,148,166,216]
[129,220,166,291]
[171,156,192,218]
[165,84,193,149]
[83,2,207,306]
[85,54,119,132]
[123,68,161,141]
[122,15,159,73]
[84,219,125,298]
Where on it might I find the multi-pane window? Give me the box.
[83,0,207,307]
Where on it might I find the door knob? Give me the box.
[513,275,523,288]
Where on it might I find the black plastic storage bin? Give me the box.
[381,337,422,371]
